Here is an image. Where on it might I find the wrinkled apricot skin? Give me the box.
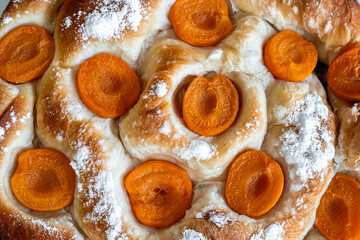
[170,0,232,47]
[315,173,360,240]
[327,43,360,102]
[264,30,318,82]
[182,75,239,137]
[225,150,284,217]
[125,160,193,228]
[0,25,55,84]
[10,148,75,211]
[77,53,141,118]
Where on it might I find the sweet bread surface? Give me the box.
[2,0,357,239]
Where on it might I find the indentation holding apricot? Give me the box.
[327,43,360,101]
[125,160,193,228]
[315,173,360,240]
[170,0,232,47]
[182,75,239,137]
[77,53,141,118]
[10,148,75,211]
[263,30,318,82]
[225,150,284,217]
[0,25,55,84]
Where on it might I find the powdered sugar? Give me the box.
[62,16,72,29]
[71,146,91,175]
[178,140,217,161]
[76,0,149,42]
[31,219,63,236]
[0,127,4,141]
[0,106,31,143]
[56,134,64,142]
[324,20,332,33]
[180,228,209,240]
[143,80,168,99]
[196,206,237,228]
[159,121,171,135]
[292,6,298,14]
[64,99,87,121]
[307,18,316,29]
[352,103,360,120]
[70,143,128,240]
[250,223,284,240]
[1,212,85,240]
[276,92,334,185]
[85,171,129,240]
[245,117,260,129]
[1,16,13,25]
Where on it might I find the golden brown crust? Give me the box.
[0,82,82,240]
[120,16,271,181]
[36,63,145,239]
[329,90,360,170]
[0,0,63,34]
[1,0,338,239]
[0,1,84,239]
[232,0,360,64]
[55,0,173,67]
[121,15,335,239]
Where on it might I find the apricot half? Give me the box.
[315,173,360,240]
[125,160,193,228]
[170,0,232,47]
[182,75,239,136]
[11,148,75,211]
[225,150,284,217]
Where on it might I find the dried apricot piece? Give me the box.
[0,25,55,84]
[170,0,232,47]
[10,148,75,211]
[182,75,239,136]
[77,53,141,118]
[315,173,360,240]
[264,30,318,82]
[125,160,193,228]
[327,43,360,101]
[225,150,284,217]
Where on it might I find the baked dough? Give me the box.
[232,0,360,65]
[1,0,336,239]
[231,1,360,238]
[0,0,84,239]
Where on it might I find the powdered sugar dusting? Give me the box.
[292,6,298,14]
[0,105,31,145]
[250,223,284,240]
[76,0,150,42]
[352,103,360,120]
[143,80,168,99]
[1,16,13,25]
[0,213,85,239]
[62,16,72,29]
[71,143,128,240]
[196,206,237,228]
[0,127,5,141]
[245,116,260,129]
[64,98,87,121]
[276,92,334,185]
[324,20,332,33]
[159,121,171,135]
[178,140,217,161]
[31,219,59,236]
[180,228,209,240]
